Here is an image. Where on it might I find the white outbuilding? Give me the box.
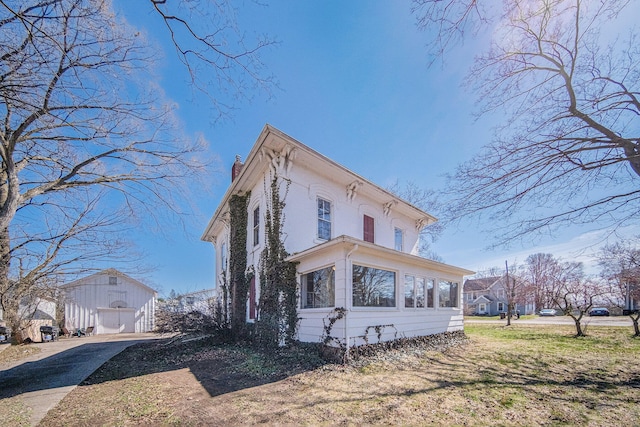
[62,269,156,334]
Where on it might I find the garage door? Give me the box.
[97,308,135,334]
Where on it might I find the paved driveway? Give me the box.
[0,333,161,426]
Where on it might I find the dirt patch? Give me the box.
[37,326,640,426]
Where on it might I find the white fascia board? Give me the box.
[286,235,475,277]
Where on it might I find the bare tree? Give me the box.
[598,239,640,336]
[520,253,563,312]
[549,261,604,336]
[504,261,522,325]
[147,0,276,118]
[413,0,640,246]
[0,1,273,338]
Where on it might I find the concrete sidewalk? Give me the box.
[0,333,162,426]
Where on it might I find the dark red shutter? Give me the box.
[249,276,257,320]
[363,215,374,243]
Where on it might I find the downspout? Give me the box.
[345,244,358,356]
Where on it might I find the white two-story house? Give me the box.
[202,125,473,346]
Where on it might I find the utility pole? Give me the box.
[505,260,512,326]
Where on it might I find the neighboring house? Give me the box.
[622,274,640,314]
[0,295,56,323]
[202,124,473,346]
[62,269,156,334]
[8,296,57,342]
[20,296,56,322]
[463,276,534,316]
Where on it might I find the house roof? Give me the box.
[474,295,494,303]
[286,235,475,277]
[61,268,157,294]
[463,277,500,292]
[201,124,438,242]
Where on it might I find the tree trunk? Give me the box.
[572,317,585,337]
[0,227,19,343]
[632,314,640,337]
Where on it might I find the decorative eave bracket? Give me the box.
[260,144,296,177]
[346,180,363,202]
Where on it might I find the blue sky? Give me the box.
[116,0,632,295]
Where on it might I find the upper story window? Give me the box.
[301,266,335,309]
[108,276,117,286]
[253,206,260,246]
[363,215,375,243]
[317,198,331,240]
[353,264,396,307]
[394,228,403,251]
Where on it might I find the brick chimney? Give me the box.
[231,155,244,182]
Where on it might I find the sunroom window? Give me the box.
[438,280,459,308]
[426,278,434,308]
[353,265,396,307]
[405,276,427,308]
[302,266,335,308]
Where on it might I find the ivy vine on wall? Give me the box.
[256,175,299,349]
[228,192,251,339]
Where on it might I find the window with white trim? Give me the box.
[426,278,435,308]
[253,206,260,246]
[405,275,427,308]
[317,198,331,240]
[394,228,403,251]
[404,275,415,308]
[301,266,335,309]
[353,265,396,307]
[438,280,459,308]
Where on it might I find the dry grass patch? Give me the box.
[40,325,640,426]
[0,344,40,365]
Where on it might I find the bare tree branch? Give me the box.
[0,0,271,336]
[414,0,640,246]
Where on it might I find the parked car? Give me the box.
[589,307,610,316]
[539,308,557,316]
